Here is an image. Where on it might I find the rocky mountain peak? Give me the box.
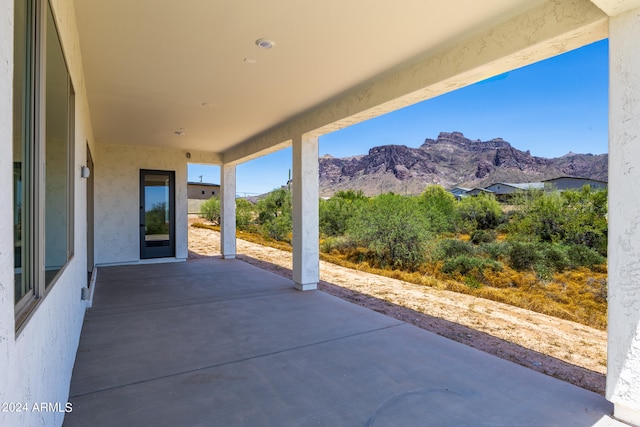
[319,132,607,197]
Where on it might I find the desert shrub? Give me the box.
[200,197,221,224]
[348,193,429,271]
[236,198,255,230]
[566,244,606,268]
[256,188,292,241]
[507,241,541,271]
[418,185,457,232]
[464,275,482,289]
[540,244,570,272]
[319,190,367,237]
[432,238,475,261]
[442,255,485,275]
[320,236,355,254]
[470,229,497,244]
[261,214,291,242]
[456,194,503,231]
[478,242,509,260]
[508,187,607,255]
[442,255,502,277]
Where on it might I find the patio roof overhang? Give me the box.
[73,0,608,164]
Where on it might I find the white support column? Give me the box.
[292,134,319,291]
[607,6,640,426]
[220,164,236,259]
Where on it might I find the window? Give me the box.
[201,190,205,195]
[13,0,74,325]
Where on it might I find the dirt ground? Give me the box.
[188,218,607,395]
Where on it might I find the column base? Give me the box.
[615,403,640,426]
[222,254,236,260]
[294,282,317,291]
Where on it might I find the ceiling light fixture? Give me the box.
[174,128,186,136]
[255,38,275,49]
[243,58,257,64]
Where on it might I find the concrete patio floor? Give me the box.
[65,258,620,426]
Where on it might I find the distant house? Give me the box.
[188,182,221,199]
[543,176,607,191]
[465,188,495,197]
[187,182,221,214]
[448,187,471,200]
[483,182,544,201]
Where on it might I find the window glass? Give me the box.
[13,0,33,303]
[44,1,71,286]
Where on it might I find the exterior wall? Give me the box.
[0,0,94,426]
[484,184,519,195]
[187,183,220,200]
[94,144,219,265]
[545,177,608,191]
[607,5,640,425]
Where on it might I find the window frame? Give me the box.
[14,0,75,331]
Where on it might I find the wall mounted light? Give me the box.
[80,165,91,179]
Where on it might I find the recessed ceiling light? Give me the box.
[243,58,257,64]
[255,38,275,49]
[174,128,186,136]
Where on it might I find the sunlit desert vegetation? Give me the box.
[196,184,608,330]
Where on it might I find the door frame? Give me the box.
[139,169,176,259]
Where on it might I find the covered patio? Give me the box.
[65,259,617,426]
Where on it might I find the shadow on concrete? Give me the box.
[235,253,606,396]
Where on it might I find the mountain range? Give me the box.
[319,131,608,197]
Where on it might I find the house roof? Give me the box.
[542,176,608,184]
[72,0,607,163]
[187,182,220,187]
[488,182,545,191]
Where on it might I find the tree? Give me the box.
[349,193,429,271]
[200,197,220,224]
[418,185,457,232]
[319,190,367,237]
[256,188,292,241]
[456,194,502,231]
[235,198,255,230]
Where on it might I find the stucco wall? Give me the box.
[0,0,93,426]
[607,6,640,425]
[94,144,218,265]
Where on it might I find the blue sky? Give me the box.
[189,39,608,196]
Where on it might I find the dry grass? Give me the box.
[192,222,607,330]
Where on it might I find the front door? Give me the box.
[140,170,175,259]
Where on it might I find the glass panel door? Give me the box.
[140,170,175,259]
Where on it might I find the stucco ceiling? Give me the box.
[74,0,548,155]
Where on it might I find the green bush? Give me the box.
[470,229,496,244]
[348,193,429,271]
[319,190,367,237]
[256,188,292,241]
[432,239,475,261]
[320,236,355,254]
[540,244,570,272]
[442,255,502,276]
[200,197,221,224]
[418,185,457,233]
[566,244,606,268]
[478,242,509,260]
[261,214,291,242]
[235,198,255,230]
[456,194,502,231]
[507,242,541,271]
